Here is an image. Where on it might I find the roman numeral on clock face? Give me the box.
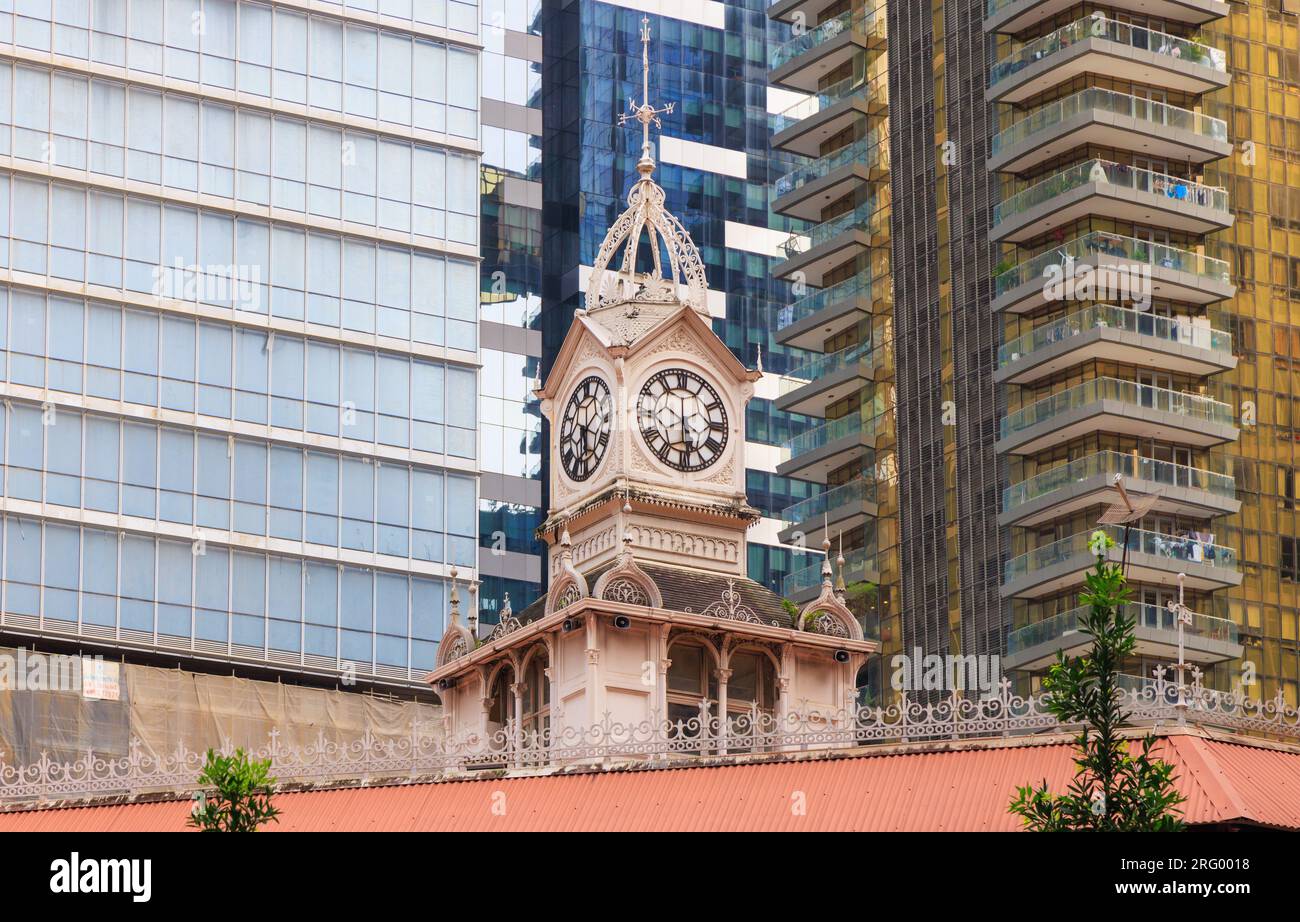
[637,368,728,472]
[561,376,611,482]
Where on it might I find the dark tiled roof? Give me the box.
[509,562,794,629]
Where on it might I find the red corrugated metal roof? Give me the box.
[2,731,1297,831]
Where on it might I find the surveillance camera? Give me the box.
[613,615,632,629]
[834,650,850,663]
[562,618,579,632]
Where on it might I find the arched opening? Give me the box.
[520,649,551,744]
[724,648,778,732]
[666,639,718,734]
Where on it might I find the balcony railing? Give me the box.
[781,198,885,259]
[784,545,878,597]
[782,410,864,460]
[1004,525,1238,586]
[990,87,1228,158]
[774,127,888,199]
[994,231,1231,296]
[993,159,1229,228]
[781,476,878,526]
[989,16,1226,89]
[998,303,1232,369]
[769,4,887,72]
[1003,449,1235,515]
[772,71,887,135]
[1001,376,1233,441]
[780,339,885,393]
[1007,602,1238,655]
[777,271,878,331]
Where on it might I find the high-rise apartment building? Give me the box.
[765,1,896,701]
[534,0,822,605]
[765,0,1300,709]
[0,1,482,692]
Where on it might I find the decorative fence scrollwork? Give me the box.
[2,679,1296,802]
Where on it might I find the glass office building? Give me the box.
[477,0,545,622]
[0,1,482,690]
[536,0,821,600]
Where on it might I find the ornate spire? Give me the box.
[619,16,675,178]
[448,565,460,624]
[586,17,708,320]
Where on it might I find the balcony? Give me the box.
[1001,525,1241,599]
[988,88,1230,175]
[769,5,887,93]
[772,72,888,157]
[778,477,879,547]
[776,271,887,350]
[776,340,890,416]
[768,0,846,25]
[985,0,1229,37]
[773,128,889,221]
[784,545,880,603]
[999,449,1239,528]
[777,409,892,482]
[775,198,887,288]
[991,159,1232,244]
[991,231,1235,315]
[988,17,1228,105]
[996,376,1237,456]
[1003,603,1242,672]
[995,303,1236,386]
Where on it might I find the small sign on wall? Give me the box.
[82,659,121,701]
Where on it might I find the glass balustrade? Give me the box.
[990,87,1227,159]
[994,231,1231,296]
[780,340,886,393]
[1004,525,1237,586]
[1008,602,1237,654]
[774,127,888,199]
[784,545,878,598]
[781,198,885,259]
[780,477,878,526]
[993,159,1228,227]
[989,16,1226,89]
[772,72,888,135]
[769,4,887,71]
[1000,376,1233,440]
[1002,449,1235,515]
[777,271,879,331]
[997,303,1232,368]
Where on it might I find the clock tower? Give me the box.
[534,24,762,583]
[427,22,876,749]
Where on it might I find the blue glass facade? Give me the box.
[0,1,481,688]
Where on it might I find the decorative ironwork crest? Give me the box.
[699,579,762,624]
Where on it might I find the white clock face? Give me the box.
[560,376,612,482]
[637,368,728,472]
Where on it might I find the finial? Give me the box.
[448,565,460,624]
[835,531,847,594]
[467,579,480,634]
[618,16,674,177]
[755,343,763,374]
[822,512,832,555]
[501,592,512,620]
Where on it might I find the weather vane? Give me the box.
[619,16,674,174]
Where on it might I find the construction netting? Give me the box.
[0,646,444,768]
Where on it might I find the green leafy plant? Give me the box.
[188,748,283,832]
[1008,531,1185,832]
[781,597,800,621]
